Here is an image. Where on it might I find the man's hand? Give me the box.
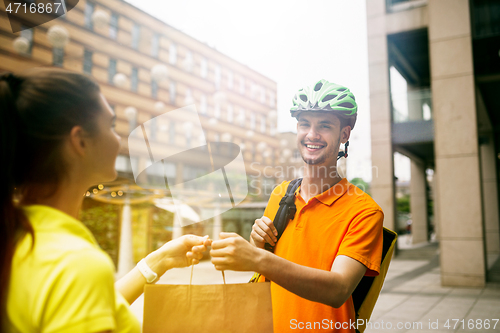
[211,232,262,271]
[250,216,278,248]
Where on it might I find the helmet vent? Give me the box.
[314,82,323,91]
[300,95,308,102]
[322,94,337,102]
[339,94,347,100]
[337,88,347,92]
[339,102,354,108]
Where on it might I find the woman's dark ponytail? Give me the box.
[0,73,33,332]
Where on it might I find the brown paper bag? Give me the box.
[143,282,273,333]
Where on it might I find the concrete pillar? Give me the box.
[213,203,222,240]
[172,210,182,240]
[476,86,500,268]
[429,0,486,287]
[410,160,428,244]
[480,134,500,263]
[117,200,134,279]
[366,0,396,231]
[432,168,439,240]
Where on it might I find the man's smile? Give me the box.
[304,142,326,152]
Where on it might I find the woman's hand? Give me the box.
[147,235,212,277]
[115,235,211,305]
[210,232,262,272]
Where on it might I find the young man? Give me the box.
[210,80,383,332]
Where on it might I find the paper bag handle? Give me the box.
[189,260,226,285]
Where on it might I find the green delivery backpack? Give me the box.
[249,178,397,333]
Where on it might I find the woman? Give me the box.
[0,68,209,332]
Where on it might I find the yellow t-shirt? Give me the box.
[6,205,140,333]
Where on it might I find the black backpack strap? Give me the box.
[265,178,302,252]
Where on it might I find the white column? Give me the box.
[480,134,500,261]
[432,168,439,240]
[212,203,222,240]
[117,199,134,279]
[410,160,428,245]
[430,0,485,287]
[366,0,396,232]
[172,211,182,240]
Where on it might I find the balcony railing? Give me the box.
[386,0,428,13]
[391,88,432,123]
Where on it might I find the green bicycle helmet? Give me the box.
[290,79,357,129]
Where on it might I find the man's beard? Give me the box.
[301,136,340,165]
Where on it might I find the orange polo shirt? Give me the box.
[260,178,383,332]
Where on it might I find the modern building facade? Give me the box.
[1,0,279,274]
[1,0,279,187]
[366,0,500,287]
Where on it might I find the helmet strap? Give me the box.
[337,140,349,160]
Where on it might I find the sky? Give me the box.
[125,0,411,182]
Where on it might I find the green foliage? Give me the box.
[396,194,410,214]
[350,177,371,196]
[79,204,120,265]
[151,208,174,251]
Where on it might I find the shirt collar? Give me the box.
[21,204,100,246]
[295,178,350,206]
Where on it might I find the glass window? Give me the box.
[151,33,159,57]
[227,104,233,123]
[169,121,176,144]
[108,58,117,83]
[131,67,138,92]
[131,24,140,49]
[20,27,33,55]
[269,91,275,107]
[169,81,176,104]
[239,77,245,94]
[183,165,208,186]
[214,103,221,118]
[163,162,176,178]
[52,48,64,67]
[186,128,192,148]
[260,115,266,133]
[115,155,130,172]
[109,13,119,39]
[84,2,94,30]
[238,108,245,127]
[128,111,136,134]
[149,116,157,141]
[293,149,301,159]
[213,133,220,153]
[200,94,207,114]
[214,65,221,89]
[200,57,207,78]
[227,71,233,89]
[169,43,177,64]
[151,80,158,98]
[184,88,193,105]
[83,49,93,74]
[146,161,164,178]
[250,113,255,130]
[184,51,193,72]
